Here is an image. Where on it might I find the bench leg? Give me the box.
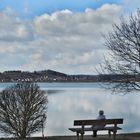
[76,132,84,140]
[76,132,79,140]
[108,130,111,137]
[113,130,117,139]
[93,130,97,137]
[81,133,83,140]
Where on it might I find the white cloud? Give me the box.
[34,5,121,37]
[0,8,33,41]
[122,0,140,5]
[0,4,122,74]
[121,0,140,14]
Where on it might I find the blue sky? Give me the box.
[0,0,139,74]
[0,0,120,18]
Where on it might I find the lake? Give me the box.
[0,82,140,136]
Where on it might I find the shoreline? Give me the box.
[45,133,140,140]
[0,133,140,140]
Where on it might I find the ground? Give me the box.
[47,133,140,140]
[0,133,140,140]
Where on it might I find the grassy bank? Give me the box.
[0,133,140,140]
[47,133,140,140]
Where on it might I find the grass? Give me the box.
[47,132,140,140]
[120,132,140,137]
[0,133,140,140]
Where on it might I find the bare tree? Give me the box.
[0,82,48,138]
[100,10,140,93]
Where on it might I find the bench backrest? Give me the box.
[74,118,123,126]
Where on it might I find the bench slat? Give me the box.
[69,126,122,132]
[69,128,83,132]
[74,118,123,126]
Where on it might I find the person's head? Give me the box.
[99,110,104,116]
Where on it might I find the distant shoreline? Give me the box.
[0,81,100,83]
[0,69,139,83]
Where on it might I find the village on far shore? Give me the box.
[0,69,137,83]
[0,69,98,82]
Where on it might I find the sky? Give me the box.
[0,0,140,74]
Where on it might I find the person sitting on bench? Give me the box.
[92,110,106,137]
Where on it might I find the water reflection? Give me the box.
[0,83,139,136]
[47,90,64,94]
[45,88,140,136]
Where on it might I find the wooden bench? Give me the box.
[69,118,123,139]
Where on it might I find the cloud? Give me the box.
[122,0,140,5]
[121,0,140,13]
[0,8,34,42]
[0,4,122,74]
[34,4,121,37]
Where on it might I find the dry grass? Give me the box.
[47,133,140,140]
[0,133,140,140]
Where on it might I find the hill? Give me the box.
[0,69,137,83]
[0,69,98,82]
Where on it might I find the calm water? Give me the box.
[0,82,140,136]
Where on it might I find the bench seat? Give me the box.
[69,126,122,132]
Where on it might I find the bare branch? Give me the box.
[101,9,140,93]
[0,82,48,138]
